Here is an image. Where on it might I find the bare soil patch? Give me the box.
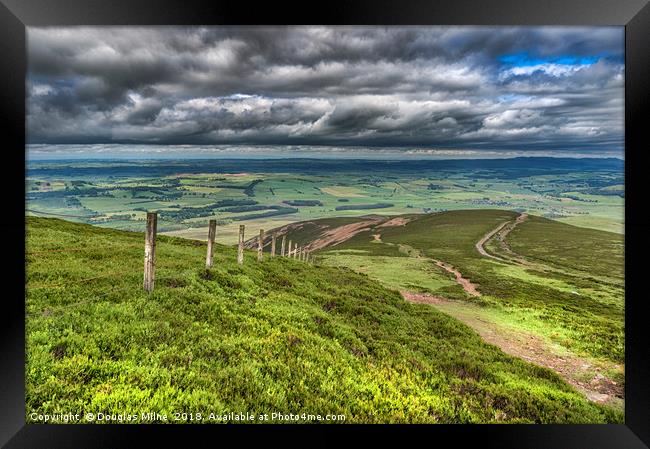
[377,216,414,228]
[306,219,383,251]
[401,291,446,304]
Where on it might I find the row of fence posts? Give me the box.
[144,212,314,293]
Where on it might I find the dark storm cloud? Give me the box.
[27,26,624,152]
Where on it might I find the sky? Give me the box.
[26,26,625,159]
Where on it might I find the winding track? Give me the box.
[297,212,623,406]
[475,213,528,262]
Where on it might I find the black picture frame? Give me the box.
[1,0,648,447]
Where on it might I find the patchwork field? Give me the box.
[26,158,625,243]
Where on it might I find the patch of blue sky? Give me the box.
[496,93,524,102]
[498,52,600,67]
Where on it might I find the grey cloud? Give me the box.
[26,26,624,152]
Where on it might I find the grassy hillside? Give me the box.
[289,210,624,364]
[275,210,624,411]
[26,217,621,423]
[506,215,624,281]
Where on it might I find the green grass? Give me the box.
[321,251,464,298]
[25,217,621,423]
[282,210,624,365]
[507,215,624,282]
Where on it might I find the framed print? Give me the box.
[1,0,649,447]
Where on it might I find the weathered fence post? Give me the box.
[287,240,292,258]
[258,229,265,262]
[238,224,245,265]
[299,247,303,261]
[270,233,276,258]
[280,235,286,257]
[143,212,157,293]
[205,219,217,269]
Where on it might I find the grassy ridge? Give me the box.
[289,210,624,364]
[26,217,621,423]
[507,215,624,281]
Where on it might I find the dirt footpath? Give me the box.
[432,260,481,297]
[402,291,624,408]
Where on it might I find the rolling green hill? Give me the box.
[274,210,625,409]
[26,217,621,423]
[506,215,624,281]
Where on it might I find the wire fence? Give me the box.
[26,211,317,317]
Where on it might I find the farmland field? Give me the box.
[26,158,625,244]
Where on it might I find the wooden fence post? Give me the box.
[238,224,245,265]
[287,240,292,258]
[294,243,298,259]
[143,212,157,293]
[280,235,286,257]
[258,229,265,262]
[270,233,276,258]
[205,219,216,269]
[299,247,303,261]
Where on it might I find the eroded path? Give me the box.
[393,242,481,297]
[402,291,623,408]
[432,259,481,297]
[475,213,528,262]
[477,213,611,283]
